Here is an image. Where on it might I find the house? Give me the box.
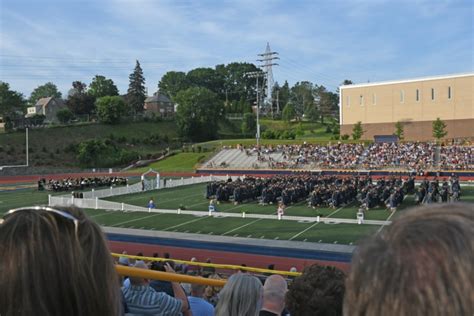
[26,97,66,123]
[143,91,174,118]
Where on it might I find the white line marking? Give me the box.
[110,213,162,227]
[163,216,208,231]
[377,209,398,234]
[222,218,265,235]
[288,205,348,241]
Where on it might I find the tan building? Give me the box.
[339,73,474,141]
[26,97,66,124]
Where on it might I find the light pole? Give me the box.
[245,71,265,146]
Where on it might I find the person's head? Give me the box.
[129,261,149,286]
[0,206,121,316]
[190,283,206,298]
[344,203,474,316]
[215,273,263,316]
[286,264,345,316]
[262,275,288,314]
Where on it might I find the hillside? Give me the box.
[0,121,179,168]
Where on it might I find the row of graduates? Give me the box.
[38,176,128,192]
[414,177,461,204]
[205,174,416,210]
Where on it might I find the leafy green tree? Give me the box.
[394,121,404,140]
[175,87,223,141]
[352,121,364,140]
[158,71,189,102]
[432,117,448,140]
[127,60,146,114]
[282,102,296,123]
[290,81,314,119]
[96,96,127,124]
[29,82,62,105]
[88,75,119,99]
[66,81,95,115]
[187,67,223,95]
[304,104,319,122]
[56,108,74,124]
[272,80,290,114]
[0,82,26,117]
[241,112,256,135]
[216,62,260,104]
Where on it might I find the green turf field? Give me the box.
[2,183,473,245]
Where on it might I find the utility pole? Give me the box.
[257,43,279,115]
[245,71,265,146]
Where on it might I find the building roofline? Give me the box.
[339,72,474,90]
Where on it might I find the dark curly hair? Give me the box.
[286,264,345,316]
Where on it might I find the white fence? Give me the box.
[65,175,234,200]
[48,195,387,226]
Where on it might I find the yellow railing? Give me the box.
[116,265,226,287]
[112,253,301,277]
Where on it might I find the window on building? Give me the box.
[372,93,376,105]
[360,95,364,106]
[416,89,420,101]
[431,88,435,100]
[400,90,405,103]
[346,96,350,107]
[448,86,452,99]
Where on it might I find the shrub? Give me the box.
[341,134,350,140]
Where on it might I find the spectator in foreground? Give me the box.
[0,206,122,316]
[344,203,474,316]
[188,283,215,316]
[215,273,263,316]
[122,261,190,316]
[259,274,288,316]
[286,264,345,316]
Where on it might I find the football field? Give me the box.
[1,182,473,245]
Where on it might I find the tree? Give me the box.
[432,117,448,140]
[272,80,290,115]
[127,60,146,114]
[66,81,95,115]
[158,71,189,102]
[282,102,296,123]
[241,112,256,135]
[304,104,319,122]
[352,121,364,140]
[0,82,26,117]
[394,121,404,140]
[88,75,119,99]
[186,67,223,95]
[56,108,74,124]
[290,81,314,119]
[29,82,62,105]
[96,96,127,124]
[175,87,223,141]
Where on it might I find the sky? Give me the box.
[0,0,472,97]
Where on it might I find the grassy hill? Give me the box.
[0,121,179,168]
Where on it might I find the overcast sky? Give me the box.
[1,0,472,97]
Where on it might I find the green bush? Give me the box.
[341,134,350,140]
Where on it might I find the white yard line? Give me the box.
[288,204,348,241]
[376,209,398,234]
[222,217,268,236]
[110,213,162,227]
[162,216,208,231]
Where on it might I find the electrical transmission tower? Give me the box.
[257,42,279,116]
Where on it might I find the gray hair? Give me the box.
[215,273,263,316]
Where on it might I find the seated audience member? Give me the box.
[122,261,190,316]
[0,206,122,316]
[286,264,345,316]
[215,273,263,316]
[188,283,215,316]
[260,275,288,316]
[149,261,176,297]
[344,203,474,316]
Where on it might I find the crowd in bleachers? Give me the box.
[1,202,472,315]
[215,142,474,171]
[37,176,128,191]
[206,174,463,212]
